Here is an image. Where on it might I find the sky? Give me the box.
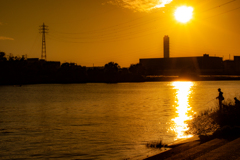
[1,0,240,67]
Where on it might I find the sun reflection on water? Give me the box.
[171,81,194,139]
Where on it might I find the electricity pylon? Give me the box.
[39,23,48,60]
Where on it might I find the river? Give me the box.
[1,81,240,159]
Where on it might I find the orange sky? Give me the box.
[1,0,240,67]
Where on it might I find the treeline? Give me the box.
[0,52,146,85]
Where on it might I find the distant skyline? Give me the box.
[1,0,240,67]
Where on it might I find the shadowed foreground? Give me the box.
[144,136,240,160]
[145,101,240,160]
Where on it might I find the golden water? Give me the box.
[1,81,240,159]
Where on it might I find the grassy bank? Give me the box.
[186,101,240,141]
[147,100,240,149]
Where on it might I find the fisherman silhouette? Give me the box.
[216,88,224,111]
[234,97,240,106]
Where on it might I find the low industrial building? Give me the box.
[139,35,240,76]
[140,54,223,75]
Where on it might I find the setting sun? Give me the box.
[174,6,193,23]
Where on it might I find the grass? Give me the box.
[146,140,168,149]
[186,100,240,141]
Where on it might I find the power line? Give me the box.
[203,0,236,12]
[45,1,240,45]
[49,0,238,37]
[206,6,240,19]
[28,32,40,55]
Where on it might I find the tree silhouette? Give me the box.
[0,52,7,61]
[104,62,120,74]
[129,63,145,75]
[103,62,120,82]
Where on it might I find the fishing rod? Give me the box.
[203,98,216,106]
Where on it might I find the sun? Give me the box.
[174,6,193,23]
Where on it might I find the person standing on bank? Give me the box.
[216,88,224,111]
[234,97,240,106]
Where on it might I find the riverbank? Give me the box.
[145,100,240,160]
[144,132,240,160]
[144,136,200,160]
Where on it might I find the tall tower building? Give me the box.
[164,35,169,58]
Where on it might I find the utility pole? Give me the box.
[39,23,48,60]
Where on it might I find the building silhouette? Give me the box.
[223,56,240,74]
[140,54,224,75]
[140,36,227,76]
[164,35,169,58]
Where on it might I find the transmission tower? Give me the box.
[39,23,48,60]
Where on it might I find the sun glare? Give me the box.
[171,81,194,139]
[174,6,193,23]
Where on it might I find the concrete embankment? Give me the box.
[144,136,240,160]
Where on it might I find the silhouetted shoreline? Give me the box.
[2,75,240,86]
[1,52,240,85]
[145,99,240,160]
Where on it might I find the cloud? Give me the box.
[108,0,173,12]
[0,36,14,40]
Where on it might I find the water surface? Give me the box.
[1,81,240,159]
